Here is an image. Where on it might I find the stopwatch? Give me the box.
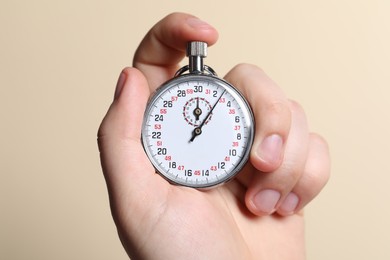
[141,41,254,188]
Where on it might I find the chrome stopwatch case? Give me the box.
[141,41,254,188]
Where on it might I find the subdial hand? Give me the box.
[193,97,202,121]
[190,90,226,142]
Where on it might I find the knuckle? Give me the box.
[230,63,265,75]
[300,168,329,199]
[299,133,331,196]
[264,100,292,132]
[267,100,291,116]
[288,99,308,129]
[310,133,330,152]
[288,99,305,115]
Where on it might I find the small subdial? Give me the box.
[183,97,212,126]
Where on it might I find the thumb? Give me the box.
[97,67,169,225]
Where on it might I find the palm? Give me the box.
[116,159,305,260]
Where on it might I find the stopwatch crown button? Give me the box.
[187,41,207,58]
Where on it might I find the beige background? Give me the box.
[1,0,389,259]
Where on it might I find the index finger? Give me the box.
[133,12,219,90]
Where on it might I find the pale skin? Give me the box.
[98,13,330,260]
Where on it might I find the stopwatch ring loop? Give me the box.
[174,65,189,77]
[204,65,217,76]
[174,65,218,77]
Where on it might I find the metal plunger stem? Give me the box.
[186,41,207,74]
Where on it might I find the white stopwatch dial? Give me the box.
[141,42,254,188]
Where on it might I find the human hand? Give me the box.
[98,13,330,260]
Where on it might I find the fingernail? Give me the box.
[253,189,281,214]
[279,192,300,215]
[114,71,127,100]
[257,134,283,166]
[186,17,213,29]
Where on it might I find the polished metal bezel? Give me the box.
[141,73,254,189]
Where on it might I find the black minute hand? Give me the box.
[194,97,202,121]
[189,90,226,142]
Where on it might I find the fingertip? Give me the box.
[277,192,300,216]
[134,12,219,71]
[245,188,281,216]
[165,12,219,45]
[185,15,219,45]
[251,134,284,172]
[114,67,148,99]
[116,67,150,102]
[114,70,127,100]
